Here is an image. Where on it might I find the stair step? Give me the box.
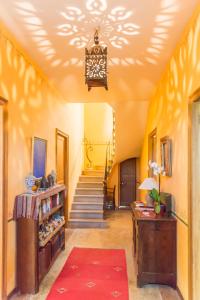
[77,182,103,188]
[79,175,104,183]
[70,210,104,219]
[68,218,107,228]
[75,188,104,195]
[72,202,103,210]
[74,195,104,203]
[82,170,104,176]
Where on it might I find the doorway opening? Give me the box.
[56,129,69,225]
[189,88,200,300]
[119,158,136,208]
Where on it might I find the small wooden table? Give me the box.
[132,205,177,288]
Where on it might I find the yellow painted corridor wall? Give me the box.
[84,103,113,169]
[0,22,84,295]
[140,6,200,300]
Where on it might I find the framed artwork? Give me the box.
[160,136,172,177]
[148,128,157,177]
[32,137,47,178]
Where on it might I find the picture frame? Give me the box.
[32,136,47,178]
[148,128,157,177]
[160,136,172,177]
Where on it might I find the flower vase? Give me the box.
[154,202,161,214]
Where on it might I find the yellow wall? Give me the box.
[84,103,113,169]
[0,22,84,295]
[108,100,148,206]
[113,101,148,162]
[140,6,200,299]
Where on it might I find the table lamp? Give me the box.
[138,178,158,206]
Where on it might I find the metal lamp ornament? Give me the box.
[85,29,108,91]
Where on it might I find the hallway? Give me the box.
[12,211,180,300]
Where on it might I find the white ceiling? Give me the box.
[0,0,198,103]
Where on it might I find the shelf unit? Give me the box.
[16,185,66,295]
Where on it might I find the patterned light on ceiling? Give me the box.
[85,29,108,91]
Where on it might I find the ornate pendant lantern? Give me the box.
[85,29,108,91]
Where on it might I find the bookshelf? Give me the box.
[16,185,66,294]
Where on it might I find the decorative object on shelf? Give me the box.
[138,178,158,206]
[148,161,165,214]
[160,136,172,176]
[40,176,49,189]
[85,28,108,91]
[35,178,41,190]
[47,174,54,187]
[51,170,57,185]
[32,136,47,178]
[25,173,36,193]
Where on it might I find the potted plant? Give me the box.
[149,188,161,214]
[148,161,165,214]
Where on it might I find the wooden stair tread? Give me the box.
[69,218,106,223]
[78,181,103,184]
[70,210,104,213]
[74,194,103,198]
[76,187,103,190]
[73,202,103,205]
[80,175,104,178]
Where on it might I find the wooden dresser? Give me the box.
[132,207,177,288]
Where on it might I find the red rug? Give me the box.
[46,247,129,300]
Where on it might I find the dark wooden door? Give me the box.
[119,158,136,207]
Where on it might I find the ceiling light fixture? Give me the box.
[85,29,108,91]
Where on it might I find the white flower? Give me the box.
[157,166,162,173]
[153,162,158,168]
[149,161,165,175]
[153,170,158,176]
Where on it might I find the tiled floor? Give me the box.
[11,210,181,300]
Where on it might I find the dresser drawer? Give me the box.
[139,220,176,232]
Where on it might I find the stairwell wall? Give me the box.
[84,103,113,169]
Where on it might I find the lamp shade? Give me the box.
[138,178,158,190]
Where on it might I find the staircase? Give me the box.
[68,169,107,228]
